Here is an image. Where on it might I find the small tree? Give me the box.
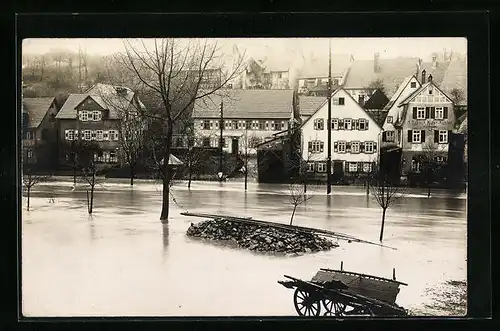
[421,141,446,197]
[369,169,408,242]
[367,78,386,94]
[450,88,465,106]
[78,141,102,214]
[287,182,314,226]
[22,166,50,211]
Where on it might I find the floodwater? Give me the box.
[21,178,467,317]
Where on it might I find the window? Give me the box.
[412,130,421,143]
[359,119,366,130]
[344,119,352,130]
[238,121,244,129]
[203,120,210,130]
[92,111,101,121]
[439,130,448,144]
[246,120,252,130]
[259,121,264,130]
[27,149,33,159]
[278,72,282,79]
[265,121,269,130]
[349,162,358,172]
[435,107,444,119]
[281,121,285,130]
[109,130,119,141]
[66,129,75,141]
[417,107,426,119]
[332,118,338,130]
[80,111,89,121]
[351,141,360,153]
[309,140,324,153]
[317,163,326,172]
[435,156,447,163]
[84,130,92,141]
[233,120,238,129]
[91,131,96,140]
[338,141,346,153]
[363,162,372,173]
[109,151,118,163]
[26,131,33,140]
[411,82,417,88]
[386,130,395,142]
[358,95,365,104]
[411,158,421,172]
[202,137,211,147]
[103,131,109,140]
[387,116,393,124]
[428,88,433,95]
[314,118,324,130]
[364,141,374,153]
[215,121,219,129]
[307,162,315,172]
[338,97,345,105]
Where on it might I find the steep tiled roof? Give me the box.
[193,89,294,119]
[55,94,88,119]
[299,96,326,116]
[383,76,417,110]
[397,82,432,106]
[298,54,353,79]
[343,57,420,98]
[22,97,55,128]
[440,55,467,105]
[364,89,389,110]
[419,61,449,86]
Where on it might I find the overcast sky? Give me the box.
[22,37,467,61]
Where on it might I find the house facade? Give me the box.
[192,89,296,155]
[55,84,146,166]
[21,97,59,166]
[391,73,455,175]
[300,88,383,180]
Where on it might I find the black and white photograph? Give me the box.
[20,37,468,318]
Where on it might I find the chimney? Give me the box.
[428,74,433,83]
[374,53,380,72]
[421,69,426,84]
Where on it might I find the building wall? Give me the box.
[297,75,342,92]
[193,118,291,155]
[22,102,59,164]
[301,89,382,175]
[270,71,290,89]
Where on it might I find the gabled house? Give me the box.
[300,88,383,181]
[21,97,59,166]
[297,54,354,96]
[192,89,296,155]
[55,83,146,166]
[392,72,455,175]
[363,89,390,127]
[297,95,326,123]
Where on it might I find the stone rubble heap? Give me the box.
[186,218,338,255]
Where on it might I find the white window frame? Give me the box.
[348,162,358,172]
[67,130,75,141]
[307,162,315,172]
[338,141,346,153]
[96,130,103,141]
[332,118,338,130]
[344,119,351,130]
[386,130,395,142]
[410,82,417,88]
[359,119,366,130]
[80,111,89,121]
[109,150,118,163]
[27,148,33,159]
[435,156,447,163]
[435,107,444,119]
[26,131,33,140]
[103,131,109,140]
[351,141,360,153]
[364,141,374,153]
[411,159,421,172]
[417,107,426,119]
[363,162,372,173]
[311,140,323,153]
[281,121,285,130]
[317,162,326,172]
[84,130,92,141]
[387,116,393,124]
[439,130,448,144]
[92,111,100,121]
[412,130,421,143]
[314,118,324,130]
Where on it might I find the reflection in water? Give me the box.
[88,215,96,241]
[162,223,169,253]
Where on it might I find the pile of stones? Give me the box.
[186,218,338,255]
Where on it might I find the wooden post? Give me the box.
[340,261,343,271]
[393,267,396,280]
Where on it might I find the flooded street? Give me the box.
[21,178,467,317]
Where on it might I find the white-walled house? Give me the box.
[300,88,383,179]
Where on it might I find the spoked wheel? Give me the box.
[322,299,347,316]
[293,288,321,316]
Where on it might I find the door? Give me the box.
[231,138,239,155]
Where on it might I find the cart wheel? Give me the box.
[293,288,321,317]
[322,299,347,316]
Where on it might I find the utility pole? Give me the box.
[218,100,224,180]
[326,39,332,194]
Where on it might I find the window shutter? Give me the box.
[365,121,369,130]
[65,130,69,140]
[431,107,435,119]
[334,142,338,152]
[346,142,351,152]
[425,107,430,119]
[448,130,452,143]
[320,142,324,152]
[339,119,344,129]
[97,112,102,121]
[408,130,412,142]
[91,131,96,140]
[360,143,365,152]
[382,131,387,142]
[200,121,204,129]
[434,130,439,143]
[104,130,109,140]
[308,141,312,151]
[373,142,377,151]
[421,130,426,142]
[355,119,359,130]
[413,107,417,119]
[443,107,448,119]
[74,130,79,140]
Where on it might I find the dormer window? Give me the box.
[92,111,101,121]
[411,82,417,88]
[428,88,433,95]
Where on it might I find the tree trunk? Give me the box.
[366,180,370,195]
[303,173,307,194]
[427,185,431,198]
[160,171,170,222]
[290,204,297,225]
[159,119,173,222]
[73,165,77,185]
[89,185,94,214]
[130,164,134,186]
[188,164,192,189]
[379,207,387,242]
[27,185,31,211]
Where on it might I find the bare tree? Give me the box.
[450,88,465,106]
[369,169,408,242]
[367,78,386,94]
[287,182,314,226]
[78,142,102,214]
[420,140,446,198]
[22,166,50,211]
[116,38,245,221]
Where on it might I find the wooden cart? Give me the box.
[278,265,408,317]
